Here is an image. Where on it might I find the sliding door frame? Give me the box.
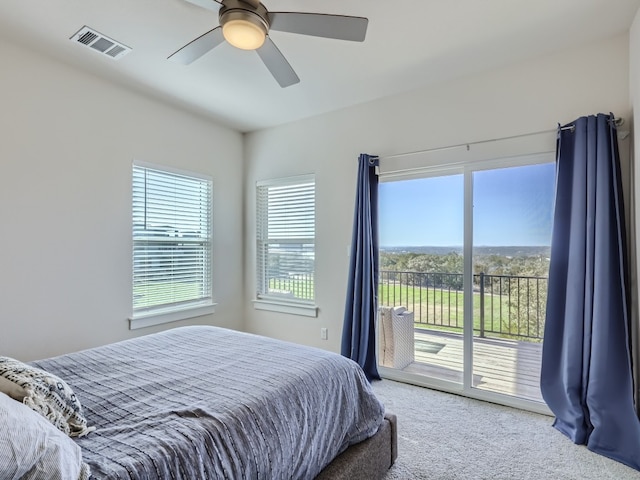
[378,152,554,416]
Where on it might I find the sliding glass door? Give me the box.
[470,163,554,403]
[378,155,555,411]
[379,174,464,385]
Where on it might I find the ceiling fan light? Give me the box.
[222,19,266,50]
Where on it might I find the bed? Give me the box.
[0,325,397,479]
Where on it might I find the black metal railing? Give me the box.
[378,270,547,341]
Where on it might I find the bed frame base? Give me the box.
[315,413,397,480]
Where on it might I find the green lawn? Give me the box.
[267,277,314,300]
[261,277,543,340]
[133,281,205,309]
[379,283,544,340]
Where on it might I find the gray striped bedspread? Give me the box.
[31,326,385,480]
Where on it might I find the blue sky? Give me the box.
[378,162,555,247]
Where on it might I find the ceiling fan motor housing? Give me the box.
[219,0,270,32]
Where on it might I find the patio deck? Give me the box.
[400,328,544,403]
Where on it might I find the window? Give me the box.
[131,162,213,327]
[256,175,316,313]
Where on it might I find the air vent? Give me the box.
[70,26,131,60]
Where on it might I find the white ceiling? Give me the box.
[0,0,639,132]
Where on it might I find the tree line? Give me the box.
[380,251,549,278]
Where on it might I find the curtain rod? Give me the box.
[380,117,625,161]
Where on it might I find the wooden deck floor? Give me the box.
[400,329,544,403]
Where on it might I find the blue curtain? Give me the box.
[541,113,640,470]
[341,154,381,381]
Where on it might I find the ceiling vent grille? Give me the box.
[70,26,131,60]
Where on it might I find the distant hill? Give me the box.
[381,246,551,257]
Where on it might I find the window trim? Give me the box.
[129,302,217,330]
[255,174,317,315]
[130,160,214,329]
[252,299,318,317]
[379,152,555,183]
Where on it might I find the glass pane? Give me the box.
[379,174,464,384]
[132,165,212,312]
[257,180,316,302]
[471,162,555,402]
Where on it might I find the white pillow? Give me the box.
[0,356,95,438]
[0,392,90,480]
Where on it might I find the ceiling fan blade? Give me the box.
[256,37,300,88]
[182,0,222,13]
[269,12,368,42]
[168,27,224,65]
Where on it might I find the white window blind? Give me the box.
[257,176,315,303]
[132,163,212,315]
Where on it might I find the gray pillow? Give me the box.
[0,357,94,437]
[0,392,90,480]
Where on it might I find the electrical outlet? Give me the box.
[320,327,328,340]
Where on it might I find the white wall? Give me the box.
[244,34,632,353]
[1,30,633,362]
[0,39,244,361]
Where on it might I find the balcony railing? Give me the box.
[378,270,547,341]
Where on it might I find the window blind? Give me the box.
[132,164,212,314]
[257,176,315,303]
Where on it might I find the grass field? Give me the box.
[267,277,314,300]
[134,276,543,341]
[379,283,544,340]
[262,276,543,340]
[133,281,206,309]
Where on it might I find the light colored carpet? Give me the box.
[372,379,640,480]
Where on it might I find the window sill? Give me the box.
[129,303,217,330]
[253,299,318,318]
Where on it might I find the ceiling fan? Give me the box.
[169,0,369,88]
